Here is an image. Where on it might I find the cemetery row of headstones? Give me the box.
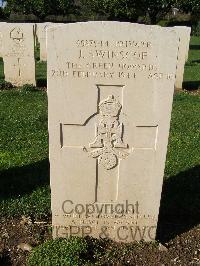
[0,21,191,242]
[0,22,54,86]
[0,22,191,89]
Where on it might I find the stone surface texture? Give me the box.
[37,22,53,61]
[174,26,191,89]
[2,23,36,86]
[48,22,179,242]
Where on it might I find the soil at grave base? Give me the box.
[175,88,200,96]
[0,218,199,266]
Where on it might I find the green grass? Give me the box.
[165,92,200,177]
[0,90,50,218]
[184,36,200,89]
[0,90,48,169]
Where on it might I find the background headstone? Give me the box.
[174,26,191,90]
[48,22,179,242]
[37,22,53,61]
[2,23,36,86]
[0,22,7,58]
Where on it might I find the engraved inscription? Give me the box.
[8,27,26,57]
[89,95,129,170]
[49,38,175,81]
[78,49,148,60]
[10,27,24,44]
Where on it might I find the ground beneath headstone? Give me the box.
[0,217,199,265]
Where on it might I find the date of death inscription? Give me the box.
[50,39,175,81]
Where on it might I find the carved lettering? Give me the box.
[79,50,148,60]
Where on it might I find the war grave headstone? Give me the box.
[48,22,179,242]
[2,23,36,86]
[0,22,7,58]
[174,26,191,90]
[37,22,53,61]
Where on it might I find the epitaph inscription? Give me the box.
[50,38,175,82]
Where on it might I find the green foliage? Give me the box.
[0,7,7,19]
[81,0,141,21]
[192,20,200,36]
[5,0,75,19]
[176,0,200,35]
[27,237,90,266]
[176,0,200,15]
[5,0,176,22]
[141,0,175,24]
[80,0,175,23]
[51,0,75,16]
[26,236,164,265]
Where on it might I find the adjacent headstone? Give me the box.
[37,22,53,61]
[174,26,191,90]
[33,23,37,48]
[2,23,36,86]
[0,22,7,57]
[184,30,191,62]
[48,22,179,242]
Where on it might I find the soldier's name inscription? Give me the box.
[50,39,175,81]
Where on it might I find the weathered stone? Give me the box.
[0,22,7,57]
[2,23,36,86]
[174,26,191,90]
[48,22,179,242]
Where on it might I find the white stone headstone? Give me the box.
[37,22,53,61]
[174,26,191,90]
[48,22,179,242]
[2,23,36,86]
[0,22,7,58]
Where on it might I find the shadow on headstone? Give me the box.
[157,165,200,243]
[0,159,49,200]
